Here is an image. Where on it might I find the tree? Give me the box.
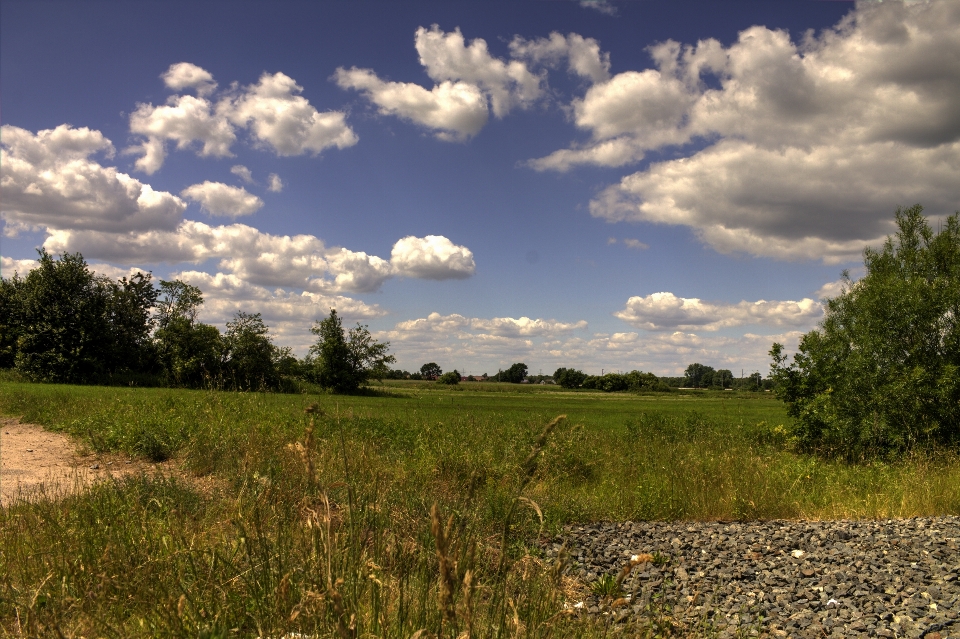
[309,309,396,393]
[770,205,960,457]
[716,369,734,389]
[684,363,715,388]
[553,367,587,389]
[420,362,442,380]
[101,272,160,373]
[13,250,110,382]
[498,362,528,384]
[224,311,279,390]
[0,273,24,369]
[437,370,461,385]
[153,280,224,387]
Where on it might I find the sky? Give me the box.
[2,0,959,377]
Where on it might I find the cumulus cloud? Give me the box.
[392,312,586,338]
[267,173,283,192]
[181,181,263,218]
[231,165,254,184]
[44,222,475,293]
[335,25,544,140]
[533,2,960,261]
[1,256,38,277]
[173,270,385,323]
[608,237,648,250]
[227,72,358,156]
[510,32,611,83]
[162,62,217,96]
[334,67,488,141]
[415,26,544,117]
[379,310,798,376]
[129,64,357,172]
[390,235,475,279]
[614,292,823,331]
[129,94,236,173]
[0,124,186,233]
[579,0,617,16]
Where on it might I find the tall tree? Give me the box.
[309,309,395,393]
[0,274,24,369]
[498,362,528,384]
[771,205,960,456]
[13,250,110,382]
[153,280,223,387]
[684,363,715,388]
[420,362,442,380]
[224,311,279,390]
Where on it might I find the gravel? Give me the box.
[543,517,960,638]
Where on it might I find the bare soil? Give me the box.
[0,416,171,504]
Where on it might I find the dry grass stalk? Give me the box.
[616,553,653,590]
[431,502,458,630]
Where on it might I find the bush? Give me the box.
[771,205,960,457]
[437,370,462,385]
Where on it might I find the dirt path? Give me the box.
[0,417,164,504]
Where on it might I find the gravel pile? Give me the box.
[543,517,960,638]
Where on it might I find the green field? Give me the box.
[3,381,960,637]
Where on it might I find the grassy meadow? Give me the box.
[3,380,960,637]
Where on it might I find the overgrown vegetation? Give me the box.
[771,205,960,458]
[4,382,960,636]
[0,251,392,394]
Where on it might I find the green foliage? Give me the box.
[684,363,715,388]
[420,361,442,379]
[0,273,24,368]
[437,369,462,385]
[309,309,395,393]
[223,311,280,390]
[771,205,960,457]
[10,250,158,382]
[153,281,224,388]
[553,367,587,388]
[498,362,528,383]
[580,370,671,393]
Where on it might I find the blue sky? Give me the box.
[3,0,959,376]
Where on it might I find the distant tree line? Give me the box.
[0,251,393,393]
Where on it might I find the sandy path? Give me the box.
[0,417,160,504]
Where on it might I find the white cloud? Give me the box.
[816,279,848,301]
[608,237,649,250]
[162,62,217,96]
[1,256,38,278]
[335,67,488,141]
[614,292,823,331]
[44,222,475,293]
[579,0,617,16]
[533,2,960,261]
[415,26,544,118]
[89,263,152,281]
[378,310,799,377]
[390,235,475,280]
[129,94,236,173]
[510,32,611,84]
[392,312,586,338]
[267,173,283,192]
[335,25,545,140]
[231,165,254,184]
[227,71,358,156]
[181,181,263,218]
[0,124,186,233]
[129,64,357,172]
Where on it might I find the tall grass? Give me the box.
[2,382,960,636]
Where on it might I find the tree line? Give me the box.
[0,250,393,393]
